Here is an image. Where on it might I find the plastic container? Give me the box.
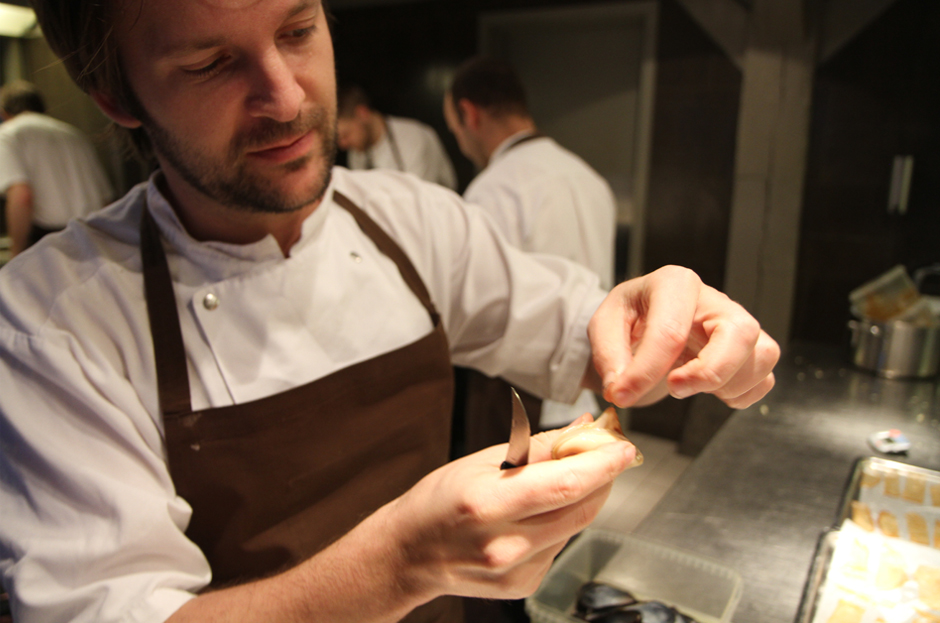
[526,530,743,623]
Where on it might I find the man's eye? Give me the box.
[184,56,228,78]
[282,26,315,42]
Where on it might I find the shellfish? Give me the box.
[551,407,644,467]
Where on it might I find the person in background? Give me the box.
[0,1,779,622]
[337,84,457,189]
[444,56,617,454]
[0,80,114,257]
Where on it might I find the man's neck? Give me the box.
[155,170,320,257]
[483,116,537,166]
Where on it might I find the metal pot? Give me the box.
[848,317,940,379]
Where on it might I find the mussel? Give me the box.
[589,601,676,623]
[575,581,638,620]
[552,407,644,467]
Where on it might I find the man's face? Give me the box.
[114,0,337,215]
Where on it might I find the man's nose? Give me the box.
[244,48,305,122]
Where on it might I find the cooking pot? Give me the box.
[848,317,940,379]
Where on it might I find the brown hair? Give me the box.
[449,56,529,123]
[0,80,46,115]
[29,0,152,159]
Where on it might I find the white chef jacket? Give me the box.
[0,111,113,228]
[0,166,604,623]
[464,132,617,426]
[346,115,457,190]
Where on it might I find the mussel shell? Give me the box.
[615,601,677,623]
[575,581,638,619]
[585,611,643,623]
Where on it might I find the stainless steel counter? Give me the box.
[633,341,940,623]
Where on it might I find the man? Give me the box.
[337,84,457,189]
[444,57,616,451]
[0,1,778,623]
[0,80,114,256]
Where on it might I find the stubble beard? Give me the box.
[140,104,338,215]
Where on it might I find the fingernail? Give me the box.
[670,385,694,399]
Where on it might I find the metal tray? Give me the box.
[794,456,940,623]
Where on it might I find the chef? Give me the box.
[443,56,617,451]
[0,1,779,623]
[337,84,458,189]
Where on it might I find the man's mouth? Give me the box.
[246,131,316,163]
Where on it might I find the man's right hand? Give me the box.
[385,421,637,603]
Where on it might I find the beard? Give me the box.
[130,94,337,214]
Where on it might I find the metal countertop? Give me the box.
[633,341,940,623]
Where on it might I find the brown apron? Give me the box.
[459,131,547,457]
[141,191,463,622]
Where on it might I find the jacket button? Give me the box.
[203,293,220,310]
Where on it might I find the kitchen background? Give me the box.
[0,0,937,452]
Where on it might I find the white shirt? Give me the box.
[0,112,113,228]
[347,115,457,190]
[464,132,618,426]
[0,167,604,623]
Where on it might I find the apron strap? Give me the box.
[140,205,193,418]
[141,191,442,418]
[332,191,441,326]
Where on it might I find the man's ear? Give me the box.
[90,90,143,129]
[457,99,480,130]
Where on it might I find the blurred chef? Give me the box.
[0,80,113,256]
[337,84,457,189]
[444,56,617,449]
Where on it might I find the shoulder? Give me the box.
[0,185,145,336]
[329,167,471,255]
[387,116,438,139]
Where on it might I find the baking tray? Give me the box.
[794,456,940,623]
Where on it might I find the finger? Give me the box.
[720,372,776,409]
[674,329,778,401]
[496,441,634,520]
[600,268,702,407]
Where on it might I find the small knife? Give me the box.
[500,387,531,469]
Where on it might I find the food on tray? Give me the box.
[878,510,900,538]
[552,408,643,467]
[875,548,907,589]
[931,483,940,507]
[884,470,901,497]
[851,501,874,532]
[907,513,929,546]
[935,520,940,549]
[861,470,882,489]
[915,565,940,609]
[904,475,928,504]
[826,599,864,623]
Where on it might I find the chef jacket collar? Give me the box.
[144,170,337,265]
[488,129,541,165]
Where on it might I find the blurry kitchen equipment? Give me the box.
[847,265,940,379]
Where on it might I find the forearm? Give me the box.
[168,501,431,623]
[5,183,33,256]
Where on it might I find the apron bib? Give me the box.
[141,191,462,622]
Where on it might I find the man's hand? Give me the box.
[587,265,780,409]
[386,423,636,603]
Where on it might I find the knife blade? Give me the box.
[500,387,531,469]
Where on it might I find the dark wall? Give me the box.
[791,0,940,344]
[641,0,740,290]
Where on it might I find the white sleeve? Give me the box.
[0,131,28,193]
[0,327,208,623]
[353,175,605,404]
